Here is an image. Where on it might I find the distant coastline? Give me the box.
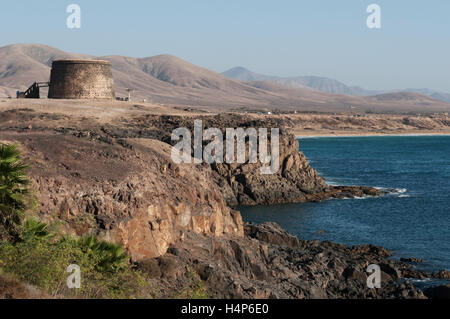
[297,132,450,138]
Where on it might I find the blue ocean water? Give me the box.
[240,136,450,275]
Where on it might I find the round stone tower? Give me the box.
[48,60,115,99]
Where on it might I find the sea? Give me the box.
[239,135,450,287]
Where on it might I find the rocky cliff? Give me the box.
[0,109,383,260]
[96,113,382,206]
[0,109,244,260]
[210,128,383,206]
[0,106,435,299]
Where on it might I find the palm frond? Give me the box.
[0,143,33,241]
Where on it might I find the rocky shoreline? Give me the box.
[137,221,450,299]
[0,107,448,298]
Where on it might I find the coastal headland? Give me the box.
[0,99,449,299]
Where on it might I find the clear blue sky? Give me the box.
[1,0,449,92]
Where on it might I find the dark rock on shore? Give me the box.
[433,270,450,279]
[245,222,300,248]
[140,222,427,299]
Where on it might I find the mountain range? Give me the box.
[222,67,450,103]
[1,44,449,113]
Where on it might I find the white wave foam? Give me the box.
[374,187,408,194]
[408,278,431,283]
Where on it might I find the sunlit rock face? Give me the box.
[5,131,243,261]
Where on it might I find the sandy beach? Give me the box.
[295,131,450,138]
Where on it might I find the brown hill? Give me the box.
[98,53,273,108]
[1,44,450,113]
[0,44,90,93]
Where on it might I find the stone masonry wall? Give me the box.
[48,60,115,99]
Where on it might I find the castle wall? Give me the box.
[48,60,115,99]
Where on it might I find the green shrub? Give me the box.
[76,236,130,273]
[0,143,33,241]
[0,143,153,298]
[0,230,150,299]
[21,219,52,242]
